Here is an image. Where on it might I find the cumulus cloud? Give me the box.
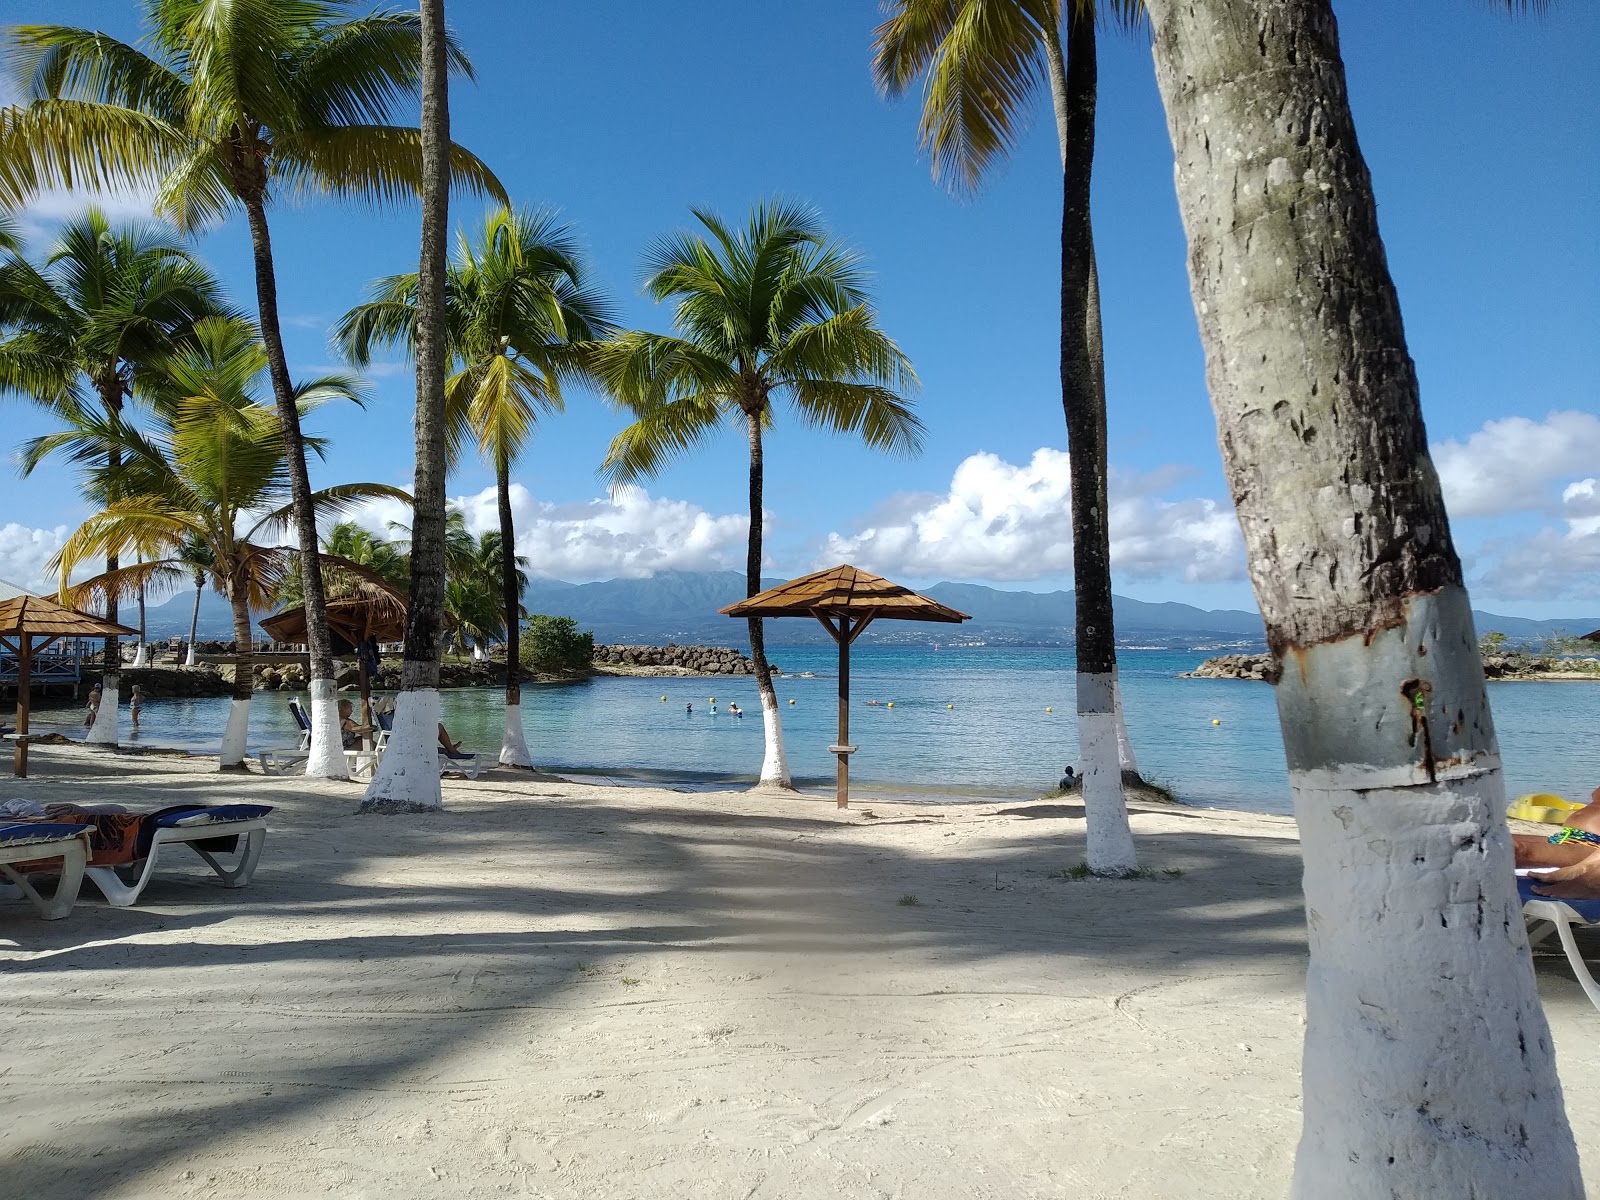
[820,448,1244,584]
[347,484,750,580]
[1433,411,1600,520]
[0,523,69,592]
[1474,477,1600,601]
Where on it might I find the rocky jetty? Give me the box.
[1181,654,1279,682]
[82,666,232,698]
[591,643,771,676]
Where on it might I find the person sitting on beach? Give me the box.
[129,684,144,728]
[338,699,372,749]
[1059,765,1078,791]
[1513,785,1600,872]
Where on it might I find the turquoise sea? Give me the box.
[21,647,1600,815]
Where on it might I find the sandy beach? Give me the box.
[3,744,1598,1199]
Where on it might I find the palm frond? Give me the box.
[599,390,728,488]
[0,98,190,208]
[246,481,412,542]
[785,378,926,457]
[270,124,508,209]
[6,25,188,121]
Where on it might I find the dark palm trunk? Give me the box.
[1060,8,1135,872]
[744,409,789,786]
[1145,0,1580,1189]
[88,375,123,742]
[188,571,203,657]
[497,457,520,707]
[240,197,336,695]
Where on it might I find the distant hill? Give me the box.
[133,568,1598,652]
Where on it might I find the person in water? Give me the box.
[129,684,144,728]
[685,703,693,716]
[84,684,102,729]
[728,702,742,718]
[1058,765,1078,791]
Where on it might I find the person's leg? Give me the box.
[1513,834,1595,869]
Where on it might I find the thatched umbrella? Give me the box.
[721,565,970,807]
[260,590,409,736]
[0,594,136,777]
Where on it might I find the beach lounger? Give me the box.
[83,803,272,907]
[439,748,481,779]
[0,822,91,920]
[258,700,313,774]
[1519,875,1600,1012]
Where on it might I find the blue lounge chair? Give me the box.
[1519,875,1600,1011]
[0,822,91,919]
[84,804,272,907]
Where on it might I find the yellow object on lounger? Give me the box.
[1507,793,1582,824]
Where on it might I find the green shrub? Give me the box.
[519,614,594,675]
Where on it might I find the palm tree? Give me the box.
[0,1,507,779]
[48,316,405,767]
[1143,0,1580,1190]
[176,536,214,666]
[360,0,456,811]
[336,206,610,766]
[594,201,922,788]
[0,208,227,744]
[874,0,1144,875]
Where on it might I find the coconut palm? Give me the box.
[594,200,921,788]
[176,536,214,666]
[49,316,406,768]
[0,0,507,778]
[360,0,456,811]
[0,208,227,742]
[1142,0,1581,1190]
[874,0,1144,875]
[336,206,610,766]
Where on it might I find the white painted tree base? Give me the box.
[757,688,792,789]
[131,644,148,668]
[304,680,349,779]
[1079,672,1137,875]
[1111,668,1140,778]
[361,690,443,811]
[1290,767,1581,1196]
[499,703,534,768]
[184,647,197,667]
[87,677,119,746]
[218,697,250,768]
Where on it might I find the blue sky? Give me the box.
[1,0,1596,618]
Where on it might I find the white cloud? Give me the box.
[347,483,750,581]
[1475,477,1600,601]
[1433,411,1600,520]
[0,523,68,593]
[820,448,1244,584]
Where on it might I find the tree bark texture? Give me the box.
[1060,8,1135,874]
[1145,0,1581,1192]
[186,572,202,665]
[745,410,790,788]
[362,0,452,811]
[86,375,122,744]
[241,195,345,780]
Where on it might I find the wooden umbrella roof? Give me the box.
[260,590,410,647]
[0,593,137,639]
[720,565,970,624]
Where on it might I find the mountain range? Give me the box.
[137,569,1598,652]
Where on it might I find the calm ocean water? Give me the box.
[21,646,1600,815]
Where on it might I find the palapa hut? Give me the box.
[0,594,136,777]
[721,565,969,807]
[260,589,408,738]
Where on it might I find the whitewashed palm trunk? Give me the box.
[363,689,443,808]
[87,674,119,744]
[1112,667,1139,777]
[756,688,790,788]
[305,680,345,777]
[744,411,792,789]
[1146,0,1581,1191]
[131,644,148,667]
[499,702,533,768]
[220,594,254,769]
[184,644,197,667]
[186,573,202,666]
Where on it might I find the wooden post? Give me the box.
[837,616,851,808]
[358,653,373,750]
[15,633,30,778]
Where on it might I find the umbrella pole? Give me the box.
[359,655,372,750]
[837,617,850,808]
[15,633,30,778]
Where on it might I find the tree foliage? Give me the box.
[518,614,593,675]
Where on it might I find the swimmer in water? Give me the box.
[686,703,693,715]
[727,702,742,718]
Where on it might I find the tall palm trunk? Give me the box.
[1057,9,1134,873]
[496,455,534,767]
[86,376,122,745]
[132,566,148,666]
[186,570,202,666]
[745,409,790,788]
[362,0,452,810]
[240,194,347,780]
[1145,0,1581,1192]
[1042,16,1145,787]
[219,584,254,769]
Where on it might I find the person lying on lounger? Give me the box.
[438,724,464,755]
[1515,784,1600,900]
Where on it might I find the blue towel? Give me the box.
[1519,875,1600,924]
[154,803,273,828]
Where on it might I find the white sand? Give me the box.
[2,743,1597,1198]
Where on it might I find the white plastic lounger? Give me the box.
[0,822,91,920]
[84,804,272,908]
[1519,874,1600,1012]
[438,749,481,779]
[258,748,309,775]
